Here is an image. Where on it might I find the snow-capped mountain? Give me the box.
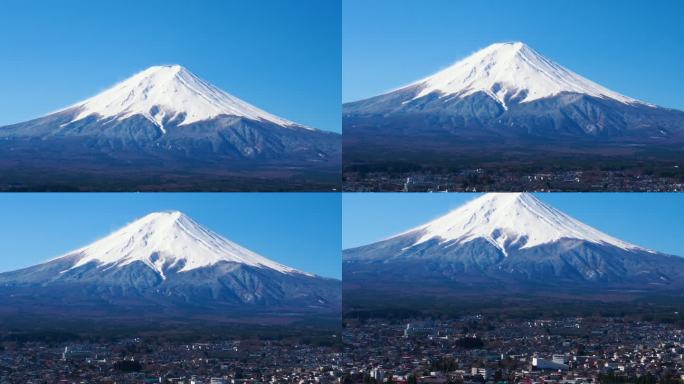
[0,65,340,191]
[52,211,305,278]
[398,193,645,256]
[344,42,684,138]
[0,211,340,313]
[61,65,304,133]
[401,42,646,110]
[344,193,684,289]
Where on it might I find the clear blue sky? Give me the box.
[343,193,684,258]
[0,0,341,132]
[343,0,684,110]
[0,193,341,279]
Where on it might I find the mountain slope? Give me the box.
[0,65,340,191]
[60,65,302,132]
[0,211,340,314]
[344,41,684,140]
[344,193,684,291]
[409,42,643,107]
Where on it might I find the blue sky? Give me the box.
[0,193,341,279]
[343,193,684,258]
[0,0,341,132]
[343,0,684,110]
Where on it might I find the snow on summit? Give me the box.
[406,42,648,109]
[57,211,306,279]
[63,65,304,132]
[402,193,647,255]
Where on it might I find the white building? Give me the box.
[370,367,384,382]
[470,367,493,379]
[533,357,569,370]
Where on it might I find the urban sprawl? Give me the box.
[3,316,683,383]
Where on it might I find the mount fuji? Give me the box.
[343,42,684,188]
[0,65,340,191]
[345,42,684,137]
[0,211,340,320]
[343,193,684,305]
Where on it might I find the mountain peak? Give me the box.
[56,211,305,279]
[483,41,527,51]
[137,210,186,222]
[141,64,185,74]
[61,65,304,132]
[130,210,192,229]
[402,193,646,255]
[149,63,184,71]
[406,42,646,109]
